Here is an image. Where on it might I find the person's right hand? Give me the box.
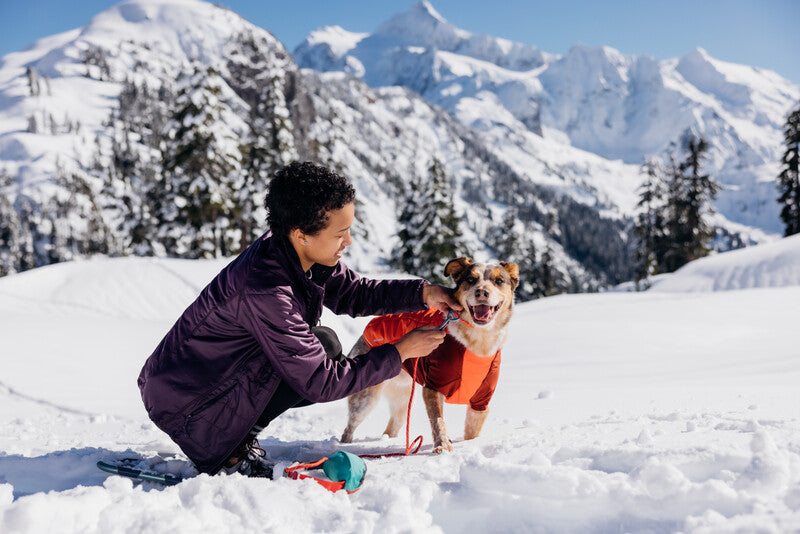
[394,326,446,362]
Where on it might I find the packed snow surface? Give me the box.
[0,237,799,533]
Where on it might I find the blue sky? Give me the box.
[1,0,798,85]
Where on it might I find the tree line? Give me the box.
[3,31,795,297]
[630,100,800,289]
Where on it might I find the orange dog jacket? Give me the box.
[362,309,501,411]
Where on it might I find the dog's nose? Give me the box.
[475,288,490,299]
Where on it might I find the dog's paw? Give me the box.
[340,431,353,443]
[432,437,453,453]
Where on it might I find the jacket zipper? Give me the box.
[182,378,239,435]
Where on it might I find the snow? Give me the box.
[649,233,800,292]
[1,236,799,532]
[304,26,368,59]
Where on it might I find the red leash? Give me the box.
[285,310,464,491]
[358,357,423,458]
[359,310,467,459]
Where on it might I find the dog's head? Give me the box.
[444,257,519,328]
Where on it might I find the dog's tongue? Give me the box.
[473,305,493,321]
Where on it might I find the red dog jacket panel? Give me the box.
[362,309,501,411]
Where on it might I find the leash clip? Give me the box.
[438,310,460,330]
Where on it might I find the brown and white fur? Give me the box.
[341,257,518,453]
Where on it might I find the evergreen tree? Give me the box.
[393,158,465,284]
[160,64,245,258]
[777,103,800,236]
[393,173,424,276]
[26,66,41,97]
[101,78,173,256]
[0,169,21,276]
[493,209,542,301]
[679,133,719,259]
[226,30,298,248]
[45,167,109,264]
[538,211,560,297]
[659,134,719,273]
[517,233,543,300]
[82,45,111,80]
[632,159,666,289]
[495,208,520,261]
[14,195,40,271]
[227,31,297,248]
[538,244,556,297]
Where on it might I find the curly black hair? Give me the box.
[265,161,356,237]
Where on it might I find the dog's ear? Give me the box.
[500,262,520,290]
[444,257,474,282]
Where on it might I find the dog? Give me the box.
[341,257,518,453]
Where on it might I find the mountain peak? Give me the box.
[375,0,468,46]
[412,1,448,24]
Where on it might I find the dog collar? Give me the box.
[438,310,474,330]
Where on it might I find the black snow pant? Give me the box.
[234,326,345,453]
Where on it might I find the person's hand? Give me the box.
[394,326,446,362]
[422,284,463,315]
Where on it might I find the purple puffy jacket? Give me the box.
[138,232,427,473]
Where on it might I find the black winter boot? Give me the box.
[224,438,275,479]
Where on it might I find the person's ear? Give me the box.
[291,228,308,245]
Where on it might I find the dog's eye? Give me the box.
[465,277,477,285]
[494,279,504,286]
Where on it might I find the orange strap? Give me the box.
[284,338,426,493]
[284,457,352,493]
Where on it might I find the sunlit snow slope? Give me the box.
[0,237,798,532]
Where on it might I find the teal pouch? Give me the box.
[322,451,367,492]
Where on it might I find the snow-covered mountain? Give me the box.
[0,232,798,532]
[1,0,798,291]
[0,0,635,292]
[295,1,800,235]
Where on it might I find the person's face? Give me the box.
[302,203,355,268]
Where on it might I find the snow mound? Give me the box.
[0,256,229,321]
[650,234,800,292]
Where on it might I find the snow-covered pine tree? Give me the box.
[496,208,519,261]
[82,45,111,81]
[393,171,424,276]
[660,149,683,273]
[493,208,540,301]
[26,66,41,97]
[538,211,562,297]
[45,166,109,264]
[632,158,666,289]
[393,157,465,284]
[538,243,556,297]
[777,103,800,236]
[226,30,298,248]
[13,194,40,271]
[679,133,719,259]
[0,169,21,276]
[160,63,245,259]
[102,79,173,256]
[659,133,719,272]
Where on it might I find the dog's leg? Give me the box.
[423,387,452,453]
[341,336,381,443]
[341,383,383,443]
[381,371,413,437]
[464,407,488,440]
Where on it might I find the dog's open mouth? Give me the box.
[469,302,502,325]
